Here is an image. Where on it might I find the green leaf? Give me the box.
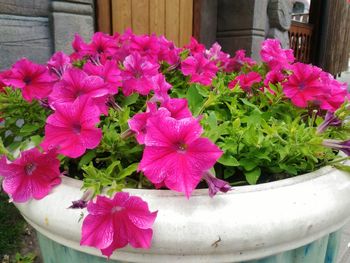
[218,153,240,166]
[333,164,350,173]
[121,93,139,107]
[78,151,96,168]
[117,163,139,179]
[30,135,42,146]
[106,160,121,176]
[239,158,258,171]
[245,167,261,185]
[186,85,204,114]
[20,124,39,134]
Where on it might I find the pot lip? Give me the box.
[63,165,335,197]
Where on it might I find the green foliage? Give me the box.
[14,252,36,263]
[0,87,48,155]
[80,95,152,196]
[0,192,26,258]
[170,69,340,185]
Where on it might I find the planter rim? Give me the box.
[15,165,350,262]
[64,164,335,196]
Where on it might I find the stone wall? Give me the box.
[0,0,51,69]
[0,0,95,70]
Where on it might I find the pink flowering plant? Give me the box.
[1,31,350,257]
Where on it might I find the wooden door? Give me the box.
[96,0,194,47]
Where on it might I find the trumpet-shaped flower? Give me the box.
[121,53,160,96]
[130,34,160,60]
[139,114,223,198]
[317,111,342,133]
[0,148,61,203]
[47,51,71,80]
[2,58,53,102]
[184,37,205,55]
[48,68,109,114]
[128,103,160,144]
[161,98,192,119]
[83,60,122,95]
[318,72,348,112]
[224,50,256,72]
[323,139,350,156]
[202,172,231,197]
[151,74,172,102]
[157,36,180,66]
[228,72,262,92]
[264,69,285,87]
[205,42,230,67]
[260,39,294,70]
[41,98,102,158]
[282,63,323,107]
[81,192,158,257]
[72,32,118,59]
[181,53,218,86]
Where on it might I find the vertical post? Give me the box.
[193,0,218,49]
[216,0,268,60]
[50,0,95,53]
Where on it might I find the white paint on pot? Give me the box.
[15,166,350,262]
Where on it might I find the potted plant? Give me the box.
[1,31,350,263]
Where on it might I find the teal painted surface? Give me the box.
[246,231,341,263]
[37,230,342,263]
[37,233,121,263]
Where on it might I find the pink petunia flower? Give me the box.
[72,32,118,59]
[224,50,256,72]
[317,72,348,112]
[260,39,294,70]
[205,42,230,67]
[48,68,110,114]
[47,51,72,80]
[264,69,285,87]
[228,72,262,92]
[41,98,102,158]
[181,53,218,86]
[282,62,323,108]
[202,172,231,197]
[151,74,172,102]
[317,111,342,134]
[161,98,192,119]
[128,102,160,144]
[2,58,54,102]
[323,139,350,156]
[81,192,158,257]
[139,113,223,198]
[130,34,160,61]
[184,37,205,55]
[157,36,181,66]
[121,52,160,96]
[83,60,122,95]
[0,148,61,203]
[129,98,192,144]
[70,34,90,60]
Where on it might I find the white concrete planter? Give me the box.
[15,165,350,262]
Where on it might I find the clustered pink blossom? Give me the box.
[0,148,61,202]
[228,72,262,92]
[41,98,102,158]
[260,39,294,70]
[181,53,218,86]
[283,62,348,110]
[224,50,256,72]
[81,192,157,257]
[138,107,223,198]
[1,32,350,258]
[1,58,54,102]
